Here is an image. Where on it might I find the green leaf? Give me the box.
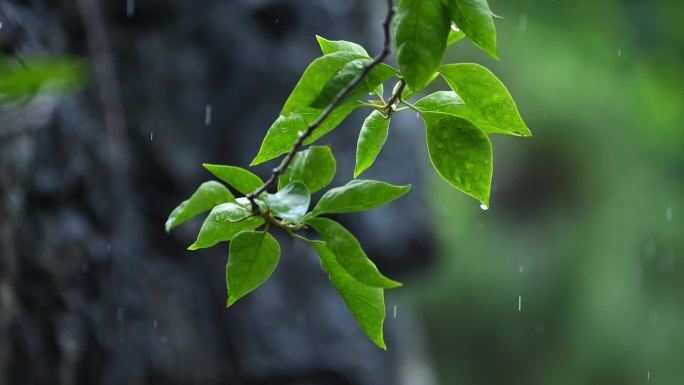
[279,146,336,193]
[281,51,368,115]
[262,182,311,223]
[226,231,281,307]
[251,102,360,166]
[203,164,264,195]
[439,64,531,136]
[311,180,411,216]
[415,90,467,116]
[310,60,396,109]
[316,35,369,56]
[422,111,493,205]
[165,181,235,233]
[311,241,386,349]
[354,111,391,178]
[305,217,401,289]
[188,203,264,250]
[444,0,498,59]
[447,27,466,46]
[394,0,450,91]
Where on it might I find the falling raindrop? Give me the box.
[205,104,212,126]
[107,243,111,253]
[518,295,522,311]
[153,320,158,329]
[666,206,672,222]
[126,0,135,18]
[519,264,524,273]
[480,204,489,211]
[450,23,460,32]
[647,371,651,381]
[393,305,397,319]
[617,49,622,57]
[0,22,3,30]
[150,132,154,141]
[518,14,528,33]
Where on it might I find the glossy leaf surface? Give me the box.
[279,146,336,193]
[354,111,391,178]
[306,217,401,289]
[422,111,493,205]
[165,181,235,233]
[189,203,264,250]
[311,180,411,216]
[311,241,386,349]
[227,231,281,306]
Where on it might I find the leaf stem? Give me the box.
[245,0,396,213]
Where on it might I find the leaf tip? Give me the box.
[187,243,200,251]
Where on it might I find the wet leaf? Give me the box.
[444,0,498,59]
[439,63,531,136]
[316,35,369,56]
[165,181,235,233]
[251,102,360,165]
[279,146,336,193]
[203,164,264,195]
[306,217,401,289]
[311,180,411,216]
[188,203,264,250]
[262,181,310,223]
[311,241,386,349]
[354,111,391,178]
[394,0,450,90]
[226,231,280,306]
[422,111,492,205]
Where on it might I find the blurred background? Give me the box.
[0,0,682,384]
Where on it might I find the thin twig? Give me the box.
[246,0,396,212]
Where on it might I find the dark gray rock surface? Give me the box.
[0,1,437,384]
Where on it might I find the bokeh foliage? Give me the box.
[407,0,684,383]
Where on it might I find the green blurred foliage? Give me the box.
[0,56,87,102]
[405,0,684,384]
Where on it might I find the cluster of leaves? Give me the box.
[166,0,529,349]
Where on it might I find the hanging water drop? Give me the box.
[450,23,460,32]
[480,204,489,211]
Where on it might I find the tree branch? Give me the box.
[246,0,396,212]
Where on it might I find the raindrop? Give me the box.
[519,264,524,273]
[126,0,135,18]
[416,112,420,119]
[153,320,158,329]
[518,295,522,311]
[450,23,460,32]
[617,49,622,57]
[0,22,3,30]
[480,204,489,211]
[107,243,111,253]
[205,104,212,126]
[518,14,528,33]
[647,371,651,381]
[150,132,154,141]
[666,206,672,222]
[393,305,397,319]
